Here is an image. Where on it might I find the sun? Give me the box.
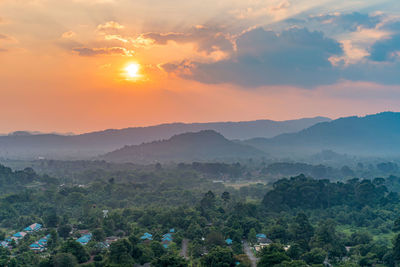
[124,63,141,78]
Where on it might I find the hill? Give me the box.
[100,130,265,163]
[244,112,400,157]
[0,117,329,159]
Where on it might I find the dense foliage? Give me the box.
[1,161,400,266]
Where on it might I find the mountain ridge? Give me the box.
[243,112,400,156]
[0,117,329,159]
[100,130,265,163]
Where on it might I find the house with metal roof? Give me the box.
[24,223,42,232]
[77,233,92,245]
[12,232,27,240]
[140,232,153,240]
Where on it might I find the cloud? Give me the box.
[142,25,234,55]
[96,21,124,35]
[162,27,343,87]
[229,0,291,20]
[61,30,76,39]
[72,46,134,56]
[0,33,10,40]
[309,12,382,31]
[269,0,290,12]
[368,20,400,62]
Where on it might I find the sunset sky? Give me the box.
[1,0,400,133]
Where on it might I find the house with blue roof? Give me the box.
[29,243,44,252]
[77,233,92,245]
[29,234,50,252]
[256,233,266,239]
[162,236,172,242]
[225,238,233,245]
[38,238,47,246]
[140,232,153,240]
[169,228,175,233]
[12,232,27,240]
[24,223,42,232]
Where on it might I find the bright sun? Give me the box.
[125,63,141,78]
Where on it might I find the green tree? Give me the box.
[221,192,231,202]
[393,233,400,263]
[60,240,90,263]
[52,253,78,267]
[248,228,257,244]
[205,231,225,249]
[289,213,314,250]
[108,239,135,266]
[201,246,235,267]
[58,224,72,239]
[93,228,106,242]
[258,244,290,267]
[301,248,327,265]
[152,253,188,267]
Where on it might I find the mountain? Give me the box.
[0,117,329,159]
[100,130,265,163]
[244,112,400,157]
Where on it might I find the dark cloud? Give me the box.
[274,12,383,37]
[0,33,10,40]
[143,26,233,54]
[369,34,400,61]
[72,47,133,56]
[309,12,381,30]
[163,27,343,87]
[369,20,400,62]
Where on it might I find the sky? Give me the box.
[1,0,400,133]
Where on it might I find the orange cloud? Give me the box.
[61,30,76,39]
[97,21,125,34]
[72,46,134,56]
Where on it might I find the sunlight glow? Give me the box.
[125,63,141,79]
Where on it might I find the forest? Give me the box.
[1,160,400,266]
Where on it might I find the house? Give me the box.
[140,232,153,241]
[24,223,42,232]
[29,243,44,252]
[256,233,267,239]
[102,210,109,218]
[105,236,119,244]
[225,238,233,245]
[78,230,90,235]
[162,236,172,242]
[258,237,273,246]
[169,228,175,233]
[253,237,273,252]
[37,238,48,246]
[12,232,27,240]
[77,233,92,245]
[163,233,172,241]
[96,242,109,249]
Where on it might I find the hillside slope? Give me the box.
[100,130,265,163]
[244,112,400,156]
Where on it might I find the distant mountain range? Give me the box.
[4,112,400,162]
[100,130,265,163]
[0,117,329,159]
[244,112,400,157]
